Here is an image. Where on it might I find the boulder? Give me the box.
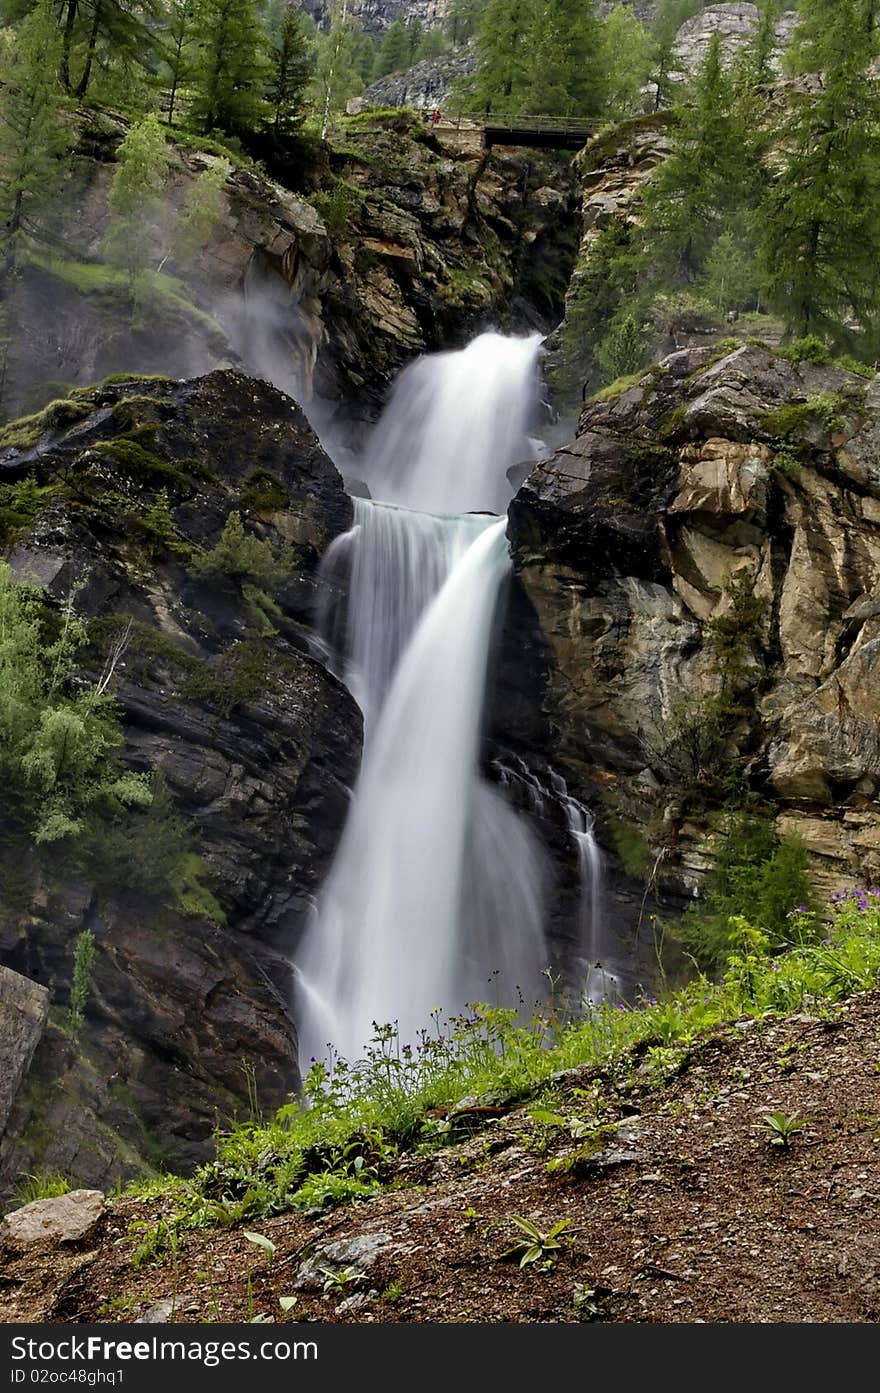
[1,1190,104,1248]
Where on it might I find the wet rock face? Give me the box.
[505,344,880,906]
[0,372,361,1197]
[6,116,580,432]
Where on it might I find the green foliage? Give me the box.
[600,4,656,122]
[266,2,311,137]
[173,159,231,263]
[239,468,288,513]
[760,1111,806,1149]
[675,813,816,973]
[0,562,152,847]
[756,392,849,440]
[105,115,171,308]
[190,510,291,589]
[0,0,69,302]
[760,0,880,348]
[311,0,364,132]
[189,0,270,135]
[68,927,95,1035]
[0,474,61,548]
[465,0,605,118]
[319,1264,365,1293]
[774,335,831,366]
[14,1170,71,1205]
[500,1214,572,1268]
[141,888,880,1236]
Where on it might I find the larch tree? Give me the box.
[190,0,270,134]
[164,0,196,127]
[266,1,311,136]
[640,32,759,286]
[466,0,532,114]
[601,3,656,122]
[0,0,69,283]
[524,0,605,118]
[759,0,880,347]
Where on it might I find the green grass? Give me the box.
[15,1171,71,1205]
[125,890,880,1253]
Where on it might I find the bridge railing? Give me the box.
[442,111,601,136]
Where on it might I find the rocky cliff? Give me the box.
[0,372,360,1199]
[4,110,579,433]
[506,344,880,922]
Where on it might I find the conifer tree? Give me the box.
[165,0,195,127]
[190,0,269,134]
[641,32,760,285]
[523,0,604,117]
[650,0,702,109]
[0,0,69,284]
[601,3,656,122]
[373,16,409,79]
[266,1,311,136]
[747,0,779,86]
[759,0,880,346]
[105,113,170,306]
[467,0,531,114]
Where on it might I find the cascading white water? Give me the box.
[553,775,619,1005]
[360,331,545,515]
[296,331,549,1063]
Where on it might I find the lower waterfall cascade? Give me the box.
[296,331,598,1064]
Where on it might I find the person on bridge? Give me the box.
[431,108,442,126]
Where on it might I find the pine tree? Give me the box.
[0,1,69,284]
[266,1,311,135]
[523,0,605,118]
[64,1,164,100]
[601,3,656,122]
[165,0,195,127]
[373,16,409,79]
[759,0,880,347]
[747,0,779,86]
[467,0,532,114]
[446,0,487,47]
[104,114,170,307]
[650,0,702,110]
[640,31,764,286]
[190,0,270,134]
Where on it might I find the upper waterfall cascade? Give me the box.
[296,331,563,1063]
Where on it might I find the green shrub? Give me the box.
[190,511,290,589]
[239,469,288,513]
[673,813,816,972]
[68,929,96,1035]
[775,335,830,365]
[0,562,152,847]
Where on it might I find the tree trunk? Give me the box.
[75,1,102,100]
[61,0,79,92]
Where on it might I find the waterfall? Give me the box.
[552,776,619,1005]
[296,331,549,1064]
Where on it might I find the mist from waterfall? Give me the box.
[296,331,550,1063]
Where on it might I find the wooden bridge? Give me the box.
[443,113,600,151]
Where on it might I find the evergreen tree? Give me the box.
[190,0,270,134]
[62,1,164,100]
[446,0,487,46]
[266,1,311,135]
[650,0,701,110]
[104,113,170,306]
[467,0,531,114]
[164,0,195,127]
[524,0,605,118]
[601,3,656,122]
[746,0,779,86]
[0,1,68,284]
[373,16,409,79]
[787,0,880,74]
[640,32,762,285]
[759,0,880,346]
